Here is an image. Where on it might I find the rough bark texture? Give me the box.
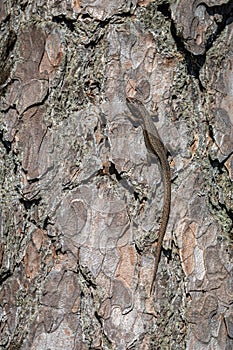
[0,1,232,349]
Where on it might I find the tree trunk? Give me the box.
[0,1,232,349]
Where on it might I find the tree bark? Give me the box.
[0,1,232,349]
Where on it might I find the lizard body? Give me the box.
[126,97,171,295]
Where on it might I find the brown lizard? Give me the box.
[126,97,171,295]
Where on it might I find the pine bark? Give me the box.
[0,1,232,349]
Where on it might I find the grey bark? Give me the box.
[0,1,232,349]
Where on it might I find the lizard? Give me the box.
[126,97,171,295]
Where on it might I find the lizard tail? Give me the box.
[150,168,171,295]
